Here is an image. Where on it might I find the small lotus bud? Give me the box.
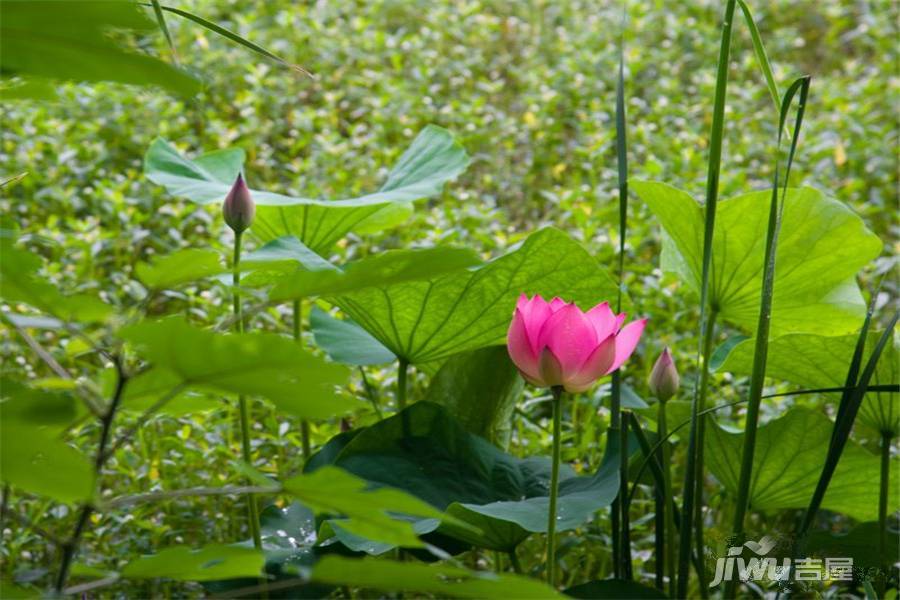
[222,173,255,233]
[648,347,679,401]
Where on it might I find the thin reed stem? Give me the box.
[55,358,128,593]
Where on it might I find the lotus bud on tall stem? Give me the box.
[224,174,261,551]
[650,347,680,597]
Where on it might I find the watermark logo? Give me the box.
[709,535,854,588]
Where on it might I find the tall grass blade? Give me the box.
[609,0,630,579]
[627,384,898,507]
[155,4,313,77]
[736,0,780,110]
[829,291,877,450]
[797,312,898,539]
[149,0,179,65]
[725,75,811,599]
[677,1,737,596]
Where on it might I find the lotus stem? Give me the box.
[658,399,677,598]
[610,372,622,578]
[546,385,564,587]
[398,358,411,437]
[293,299,311,460]
[232,231,262,551]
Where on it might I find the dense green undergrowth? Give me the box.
[0,0,897,597]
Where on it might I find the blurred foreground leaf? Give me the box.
[0,241,111,322]
[311,555,565,599]
[282,466,454,548]
[120,319,353,419]
[135,248,224,290]
[122,544,264,581]
[0,0,198,96]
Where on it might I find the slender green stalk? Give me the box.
[677,2,736,596]
[610,373,622,579]
[232,232,262,551]
[397,358,409,411]
[658,400,677,598]
[878,431,891,598]
[653,492,664,591]
[293,299,311,460]
[693,309,718,593]
[397,358,410,437]
[546,385,564,587]
[359,367,383,419]
[727,76,810,599]
[509,548,523,574]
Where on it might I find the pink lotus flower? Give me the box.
[507,294,647,393]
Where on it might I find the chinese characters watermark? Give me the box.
[709,535,854,588]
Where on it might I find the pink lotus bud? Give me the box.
[648,347,679,401]
[222,173,255,233]
[506,294,646,393]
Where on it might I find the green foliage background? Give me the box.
[1,0,896,595]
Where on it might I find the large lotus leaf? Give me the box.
[144,126,469,253]
[705,408,898,521]
[311,555,565,599]
[119,319,354,419]
[270,247,481,302]
[720,332,899,436]
[632,181,881,335]
[333,227,622,365]
[423,346,523,446]
[309,402,623,551]
[310,307,396,366]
